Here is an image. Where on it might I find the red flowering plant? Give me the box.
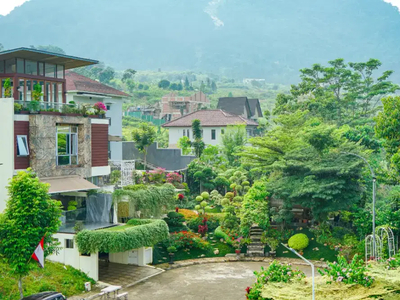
[167,172,182,187]
[148,167,166,183]
[178,193,184,200]
[198,217,208,237]
[93,102,107,115]
[165,231,211,251]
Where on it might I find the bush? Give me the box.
[164,231,211,251]
[201,192,210,199]
[288,233,309,251]
[76,219,169,253]
[214,226,233,246]
[123,184,148,191]
[187,215,219,232]
[164,211,187,233]
[196,196,203,202]
[178,209,198,220]
[318,254,374,287]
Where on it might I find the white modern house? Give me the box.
[162,109,259,148]
[65,71,131,160]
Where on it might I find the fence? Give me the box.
[124,111,166,126]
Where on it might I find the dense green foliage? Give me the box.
[288,233,309,251]
[0,259,95,300]
[0,169,62,297]
[75,219,168,254]
[131,122,157,168]
[113,184,175,218]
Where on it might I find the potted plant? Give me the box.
[61,101,82,116]
[28,100,41,114]
[3,78,11,98]
[167,246,177,264]
[233,237,242,255]
[93,102,107,117]
[14,103,22,114]
[39,107,61,115]
[265,237,279,258]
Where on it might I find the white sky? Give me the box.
[0,0,30,16]
[0,0,400,16]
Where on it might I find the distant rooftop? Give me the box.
[162,109,258,127]
[66,71,131,97]
[0,47,98,69]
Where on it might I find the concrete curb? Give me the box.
[156,256,328,270]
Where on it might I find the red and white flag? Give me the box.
[32,236,45,268]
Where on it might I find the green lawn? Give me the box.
[153,232,235,264]
[0,259,95,300]
[273,228,338,262]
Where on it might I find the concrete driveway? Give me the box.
[125,262,315,300]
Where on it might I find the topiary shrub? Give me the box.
[201,192,210,200]
[288,233,309,251]
[163,211,188,233]
[196,196,203,202]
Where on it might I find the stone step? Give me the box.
[250,229,263,233]
[249,242,264,246]
[250,236,261,241]
[247,251,264,257]
[248,247,264,251]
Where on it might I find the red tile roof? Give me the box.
[65,71,130,97]
[162,109,258,127]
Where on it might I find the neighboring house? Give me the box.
[217,97,263,120]
[65,71,131,161]
[160,91,210,121]
[162,109,258,148]
[0,48,151,281]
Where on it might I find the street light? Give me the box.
[341,152,376,260]
[281,243,315,300]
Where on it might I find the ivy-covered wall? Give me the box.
[75,219,169,254]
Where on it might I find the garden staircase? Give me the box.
[247,225,264,257]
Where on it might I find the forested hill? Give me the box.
[1,0,400,83]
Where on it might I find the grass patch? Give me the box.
[274,228,337,262]
[153,232,235,264]
[102,224,134,231]
[0,259,95,300]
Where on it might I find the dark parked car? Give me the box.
[21,292,66,300]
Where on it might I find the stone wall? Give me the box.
[29,114,92,178]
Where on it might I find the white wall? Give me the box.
[110,141,123,160]
[48,233,99,281]
[109,247,152,266]
[0,98,14,213]
[168,127,225,148]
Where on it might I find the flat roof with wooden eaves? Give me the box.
[0,47,98,69]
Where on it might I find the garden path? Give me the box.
[125,261,316,300]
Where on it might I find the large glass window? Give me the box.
[57,65,64,79]
[17,58,24,73]
[26,80,32,101]
[46,82,51,102]
[38,62,44,76]
[5,59,16,73]
[45,63,56,78]
[211,129,216,140]
[0,61,4,73]
[25,60,38,75]
[58,83,63,103]
[18,79,25,101]
[57,125,78,166]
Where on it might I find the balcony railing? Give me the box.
[15,100,69,112]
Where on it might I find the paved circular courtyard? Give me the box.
[126,262,314,300]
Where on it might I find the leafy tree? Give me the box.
[131,123,157,169]
[99,66,115,84]
[184,76,190,90]
[221,124,247,166]
[158,79,170,89]
[122,69,136,82]
[200,81,206,92]
[274,58,398,124]
[228,92,233,97]
[177,136,192,155]
[125,79,136,93]
[170,82,183,91]
[211,81,217,92]
[0,169,62,298]
[191,119,205,158]
[194,167,216,192]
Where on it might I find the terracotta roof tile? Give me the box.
[65,71,130,97]
[162,109,258,127]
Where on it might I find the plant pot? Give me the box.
[169,253,175,264]
[20,111,29,114]
[87,115,100,118]
[235,249,241,255]
[39,111,61,115]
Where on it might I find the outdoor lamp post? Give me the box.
[341,152,376,260]
[281,243,315,300]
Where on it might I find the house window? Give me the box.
[16,135,29,156]
[65,239,74,249]
[25,60,38,75]
[221,129,225,135]
[187,129,190,139]
[57,125,78,166]
[183,129,186,137]
[106,105,111,110]
[108,118,112,126]
[211,129,216,140]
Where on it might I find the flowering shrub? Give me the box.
[167,172,182,186]
[198,218,208,237]
[246,261,305,299]
[148,167,166,183]
[178,209,198,220]
[318,254,374,287]
[165,231,211,251]
[188,214,220,232]
[93,102,107,114]
[386,256,400,270]
[178,193,184,200]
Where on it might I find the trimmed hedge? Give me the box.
[214,226,233,246]
[288,233,309,251]
[75,219,169,254]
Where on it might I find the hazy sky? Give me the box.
[1,0,400,16]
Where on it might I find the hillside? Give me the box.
[1,0,400,83]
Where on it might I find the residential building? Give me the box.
[65,71,131,160]
[0,48,151,281]
[217,97,263,120]
[160,91,210,121]
[162,109,258,148]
